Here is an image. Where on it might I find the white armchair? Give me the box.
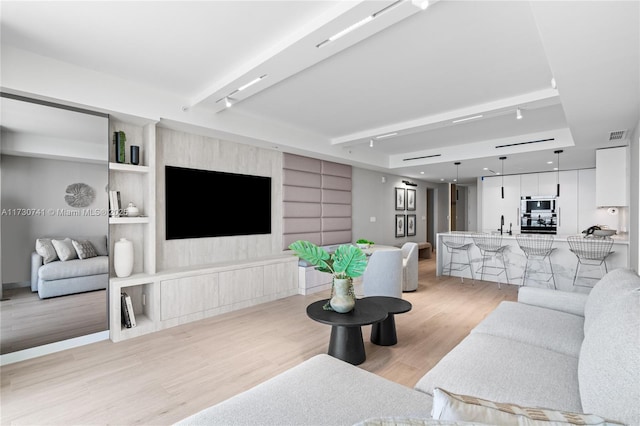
[401,242,419,292]
[362,249,403,298]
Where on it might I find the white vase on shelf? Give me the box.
[114,238,134,277]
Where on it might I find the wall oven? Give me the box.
[520,196,557,234]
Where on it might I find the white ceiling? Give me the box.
[1,1,638,184]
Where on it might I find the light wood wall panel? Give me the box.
[156,128,283,270]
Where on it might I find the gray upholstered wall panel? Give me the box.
[282,153,352,249]
[283,218,322,234]
[322,189,351,205]
[322,175,352,191]
[283,186,322,203]
[283,153,322,173]
[322,230,352,246]
[283,202,322,218]
[322,217,351,232]
[283,169,322,188]
[322,160,352,178]
[322,203,351,218]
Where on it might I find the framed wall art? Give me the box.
[395,187,406,211]
[407,214,416,236]
[395,214,406,238]
[407,188,416,211]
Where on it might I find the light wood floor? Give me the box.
[0,257,518,425]
[0,288,108,354]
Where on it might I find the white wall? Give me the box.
[630,119,639,272]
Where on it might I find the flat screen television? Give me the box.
[165,165,272,240]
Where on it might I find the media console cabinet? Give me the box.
[109,254,299,342]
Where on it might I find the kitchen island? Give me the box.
[436,232,629,292]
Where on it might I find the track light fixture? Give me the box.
[369,139,374,148]
[554,150,563,197]
[516,107,523,120]
[402,180,417,187]
[411,0,430,9]
[224,97,234,108]
[499,156,507,199]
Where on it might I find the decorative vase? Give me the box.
[114,238,134,278]
[130,145,140,165]
[125,202,140,217]
[330,278,355,313]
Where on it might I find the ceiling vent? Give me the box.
[495,138,555,149]
[608,130,626,141]
[403,154,442,161]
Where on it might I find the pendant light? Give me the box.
[554,150,563,197]
[454,162,460,200]
[499,156,507,199]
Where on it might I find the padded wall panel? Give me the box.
[322,230,352,246]
[283,202,322,218]
[322,160,352,178]
[322,217,352,232]
[322,203,351,218]
[283,169,322,188]
[322,175,352,191]
[283,232,322,248]
[283,218,321,234]
[322,189,351,204]
[283,153,322,173]
[283,186,321,203]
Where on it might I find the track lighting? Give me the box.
[369,139,374,148]
[516,108,523,120]
[551,77,557,89]
[411,0,430,9]
[402,180,417,187]
[224,97,234,108]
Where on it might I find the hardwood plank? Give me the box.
[0,257,517,425]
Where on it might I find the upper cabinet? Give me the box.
[520,172,557,197]
[595,146,629,207]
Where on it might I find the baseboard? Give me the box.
[0,330,109,366]
[2,281,30,290]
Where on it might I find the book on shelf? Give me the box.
[120,292,136,328]
[109,190,122,217]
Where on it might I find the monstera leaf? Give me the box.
[288,240,331,271]
[332,245,367,279]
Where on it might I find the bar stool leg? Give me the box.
[547,254,556,289]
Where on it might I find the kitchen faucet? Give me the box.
[500,215,504,235]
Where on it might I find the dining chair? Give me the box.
[400,242,419,292]
[362,249,403,298]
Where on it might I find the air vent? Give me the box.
[495,138,555,149]
[608,130,626,141]
[403,154,442,161]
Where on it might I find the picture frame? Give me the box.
[407,214,416,236]
[407,188,416,211]
[395,214,406,238]
[395,187,406,211]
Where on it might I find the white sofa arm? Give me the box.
[517,287,588,317]
[31,251,43,292]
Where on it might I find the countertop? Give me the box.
[436,232,629,244]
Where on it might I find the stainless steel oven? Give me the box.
[520,196,557,234]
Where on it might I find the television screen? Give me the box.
[165,166,271,240]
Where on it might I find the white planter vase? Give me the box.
[114,238,134,278]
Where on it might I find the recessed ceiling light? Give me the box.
[547,161,553,164]
[553,167,558,171]
[483,167,488,170]
[420,171,425,175]
[440,178,444,181]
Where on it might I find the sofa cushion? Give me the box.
[431,388,622,425]
[355,417,482,425]
[38,256,108,281]
[175,354,435,426]
[51,238,78,261]
[584,268,640,333]
[72,239,98,260]
[471,301,584,357]
[414,333,582,413]
[579,289,640,426]
[35,238,58,264]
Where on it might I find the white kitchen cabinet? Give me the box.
[481,175,520,233]
[520,172,557,197]
[596,146,629,207]
[556,170,578,235]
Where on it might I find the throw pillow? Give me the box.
[51,238,78,261]
[35,238,59,264]
[72,239,98,260]
[431,388,623,425]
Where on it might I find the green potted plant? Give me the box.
[288,240,367,313]
[356,238,375,249]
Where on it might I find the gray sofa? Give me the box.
[31,235,109,299]
[176,267,640,426]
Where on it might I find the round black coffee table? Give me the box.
[306,298,387,365]
[364,296,412,346]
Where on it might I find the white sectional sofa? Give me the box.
[176,268,640,426]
